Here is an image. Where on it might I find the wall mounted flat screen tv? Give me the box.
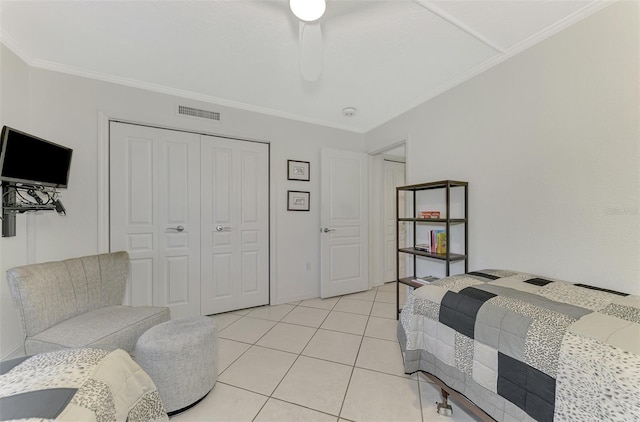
[0,126,73,188]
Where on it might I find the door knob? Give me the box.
[216,225,232,232]
[322,228,335,233]
[167,225,185,232]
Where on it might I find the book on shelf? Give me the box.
[419,211,441,219]
[411,275,439,285]
[425,229,446,254]
[414,230,446,255]
[436,231,447,254]
[414,243,431,253]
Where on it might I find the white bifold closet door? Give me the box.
[110,122,201,318]
[110,122,269,317]
[200,135,269,315]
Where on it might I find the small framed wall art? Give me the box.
[287,190,310,211]
[287,160,310,181]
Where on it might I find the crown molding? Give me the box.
[35,57,366,133]
[0,29,35,64]
[1,35,366,134]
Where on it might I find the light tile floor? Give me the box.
[172,282,482,422]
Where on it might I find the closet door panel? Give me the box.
[201,137,269,314]
[110,122,201,318]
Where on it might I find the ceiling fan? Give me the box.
[289,0,326,81]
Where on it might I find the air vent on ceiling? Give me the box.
[177,105,221,122]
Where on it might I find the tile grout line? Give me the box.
[280,293,371,420]
[214,311,254,378]
[213,381,343,422]
[258,396,344,421]
[216,305,295,378]
[335,287,380,420]
[416,375,425,422]
[213,285,411,421]
[246,309,301,422]
[248,296,340,420]
[218,301,403,375]
[246,300,322,422]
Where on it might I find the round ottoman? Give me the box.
[133,317,217,415]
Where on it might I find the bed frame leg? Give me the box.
[436,388,453,416]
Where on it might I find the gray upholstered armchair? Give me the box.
[6,251,170,355]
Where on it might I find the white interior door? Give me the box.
[110,122,201,318]
[320,148,369,298]
[200,136,269,315]
[383,159,406,282]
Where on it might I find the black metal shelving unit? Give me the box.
[396,180,468,318]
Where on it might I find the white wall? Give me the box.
[365,1,639,294]
[0,43,31,357]
[0,46,365,357]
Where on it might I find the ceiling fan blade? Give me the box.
[299,21,323,82]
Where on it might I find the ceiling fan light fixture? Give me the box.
[290,0,326,22]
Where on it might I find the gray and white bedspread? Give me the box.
[0,348,168,421]
[398,270,640,422]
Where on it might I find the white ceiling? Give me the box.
[0,0,609,133]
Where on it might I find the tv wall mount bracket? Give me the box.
[1,183,65,237]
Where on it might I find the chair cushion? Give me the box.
[25,305,170,355]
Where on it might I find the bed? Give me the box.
[398,270,640,422]
[0,348,168,421]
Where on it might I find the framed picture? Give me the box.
[287,160,310,181]
[287,190,310,211]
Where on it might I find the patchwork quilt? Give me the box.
[0,348,168,421]
[398,270,640,422]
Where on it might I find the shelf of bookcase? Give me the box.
[398,217,466,224]
[398,180,467,191]
[398,248,467,261]
[398,277,433,289]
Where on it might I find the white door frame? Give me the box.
[96,110,276,305]
[367,138,408,287]
[382,158,406,283]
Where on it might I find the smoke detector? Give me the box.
[342,107,357,117]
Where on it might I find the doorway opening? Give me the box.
[369,141,407,287]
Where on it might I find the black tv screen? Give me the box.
[0,126,73,188]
